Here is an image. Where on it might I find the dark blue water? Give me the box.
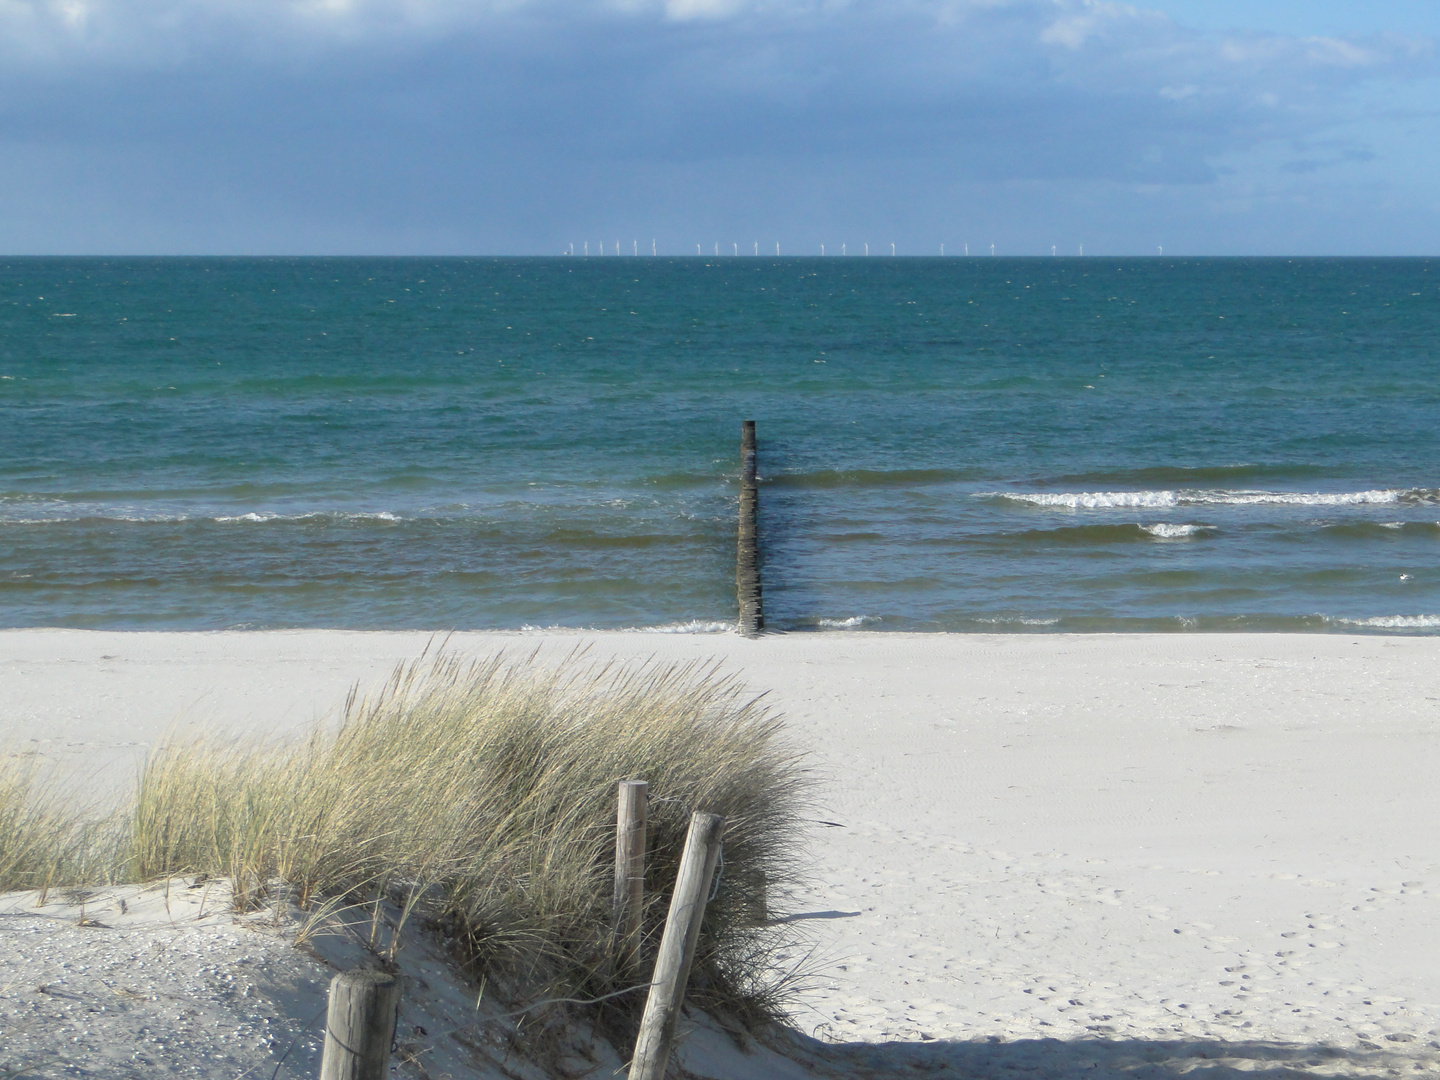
[2,256,1438,631]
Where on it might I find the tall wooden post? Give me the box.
[319,969,400,1080]
[627,811,726,1080]
[613,779,648,971]
[737,420,763,636]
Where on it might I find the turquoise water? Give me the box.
[2,256,1438,632]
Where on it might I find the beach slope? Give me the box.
[4,629,1440,1077]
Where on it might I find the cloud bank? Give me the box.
[0,0,1433,252]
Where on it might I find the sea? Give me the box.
[2,256,1438,633]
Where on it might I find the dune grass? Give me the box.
[0,649,810,1025]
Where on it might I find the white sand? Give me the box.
[5,629,1440,1078]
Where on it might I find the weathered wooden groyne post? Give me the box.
[737,420,763,635]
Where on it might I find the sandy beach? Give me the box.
[5,628,1440,1078]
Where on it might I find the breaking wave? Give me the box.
[0,509,414,525]
[815,615,878,629]
[988,488,1437,509]
[976,616,1062,627]
[516,620,736,634]
[1332,615,1440,629]
[627,620,735,633]
[1140,523,1216,539]
[213,511,404,524]
[765,468,974,490]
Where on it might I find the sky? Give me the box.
[0,0,1435,255]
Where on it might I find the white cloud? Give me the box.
[1300,35,1382,68]
[1040,0,1160,51]
[662,0,751,20]
[0,0,1427,177]
[0,0,1432,252]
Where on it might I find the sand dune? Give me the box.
[4,629,1440,1078]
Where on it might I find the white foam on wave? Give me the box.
[4,509,413,525]
[999,491,1180,509]
[977,616,1061,626]
[629,620,735,634]
[1140,523,1214,539]
[514,620,735,634]
[212,511,404,524]
[1335,615,1440,629]
[215,512,278,523]
[2,512,193,525]
[993,488,1411,509]
[816,615,876,629]
[1214,489,1403,506]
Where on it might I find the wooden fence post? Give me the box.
[319,969,400,1080]
[737,420,763,636]
[627,811,726,1080]
[614,779,648,971]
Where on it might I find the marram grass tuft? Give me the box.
[2,650,813,1025]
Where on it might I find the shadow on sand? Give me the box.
[771,1029,1433,1079]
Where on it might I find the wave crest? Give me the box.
[766,468,973,490]
[989,488,1435,509]
[1334,615,1440,629]
[816,615,877,629]
[997,491,1179,508]
[1140,523,1215,539]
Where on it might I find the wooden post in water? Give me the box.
[613,779,648,972]
[319,969,400,1080]
[737,420,763,635]
[627,811,726,1080]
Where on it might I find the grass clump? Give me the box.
[0,760,122,899]
[3,649,811,1027]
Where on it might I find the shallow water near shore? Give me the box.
[2,255,1438,631]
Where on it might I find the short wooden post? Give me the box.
[737,420,763,636]
[613,779,648,970]
[319,969,400,1080]
[627,811,726,1080]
